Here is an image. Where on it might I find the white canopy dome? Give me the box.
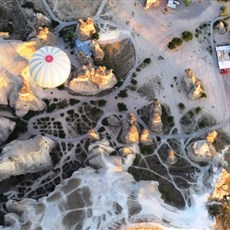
[29,46,71,88]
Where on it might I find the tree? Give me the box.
[172,37,183,46]
[182,31,193,41]
[117,102,127,111]
[168,41,176,49]
[184,0,190,6]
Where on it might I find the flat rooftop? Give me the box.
[216,45,230,69]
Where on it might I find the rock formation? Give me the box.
[166,150,177,165]
[0,135,55,181]
[88,128,100,141]
[75,17,96,41]
[124,125,140,144]
[187,80,205,100]
[149,112,163,133]
[35,27,57,49]
[77,51,94,66]
[9,80,46,117]
[0,116,15,146]
[184,69,206,100]
[36,13,52,27]
[206,130,218,144]
[150,98,162,116]
[145,0,157,9]
[107,115,121,127]
[184,69,196,88]
[67,65,117,95]
[140,129,152,145]
[216,21,227,34]
[89,40,104,61]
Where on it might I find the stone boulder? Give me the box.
[0,116,15,146]
[89,40,104,61]
[0,135,55,181]
[187,80,205,100]
[67,65,117,95]
[75,17,96,41]
[216,21,227,34]
[184,69,196,88]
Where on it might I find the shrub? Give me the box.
[184,0,190,6]
[131,79,137,85]
[118,89,128,98]
[117,102,127,111]
[21,2,34,9]
[200,92,207,98]
[136,67,141,72]
[178,103,185,110]
[195,107,202,114]
[172,37,183,46]
[158,56,164,60]
[168,41,176,49]
[91,32,99,40]
[132,72,137,78]
[51,20,60,28]
[182,31,193,41]
[143,58,151,64]
[98,99,107,107]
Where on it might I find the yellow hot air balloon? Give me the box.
[29,46,71,88]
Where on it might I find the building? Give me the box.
[216,46,230,70]
[167,0,179,9]
[75,39,92,56]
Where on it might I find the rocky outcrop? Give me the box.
[184,69,196,88]
[36,13,51,27]
[187,80,205,100]
[166,150,177,165]
[9,80,46,117]
[107,115,121,127]
[215,21,227,34]
[88,128,100,141]
[140,129,152,145]
[0,135,55,181]
[67,65,117,95]
[206,130,218,144]
[77,51,94,66]
[75,17,96,41]
[149,99,163,133]
[187,140,226,166]
[0,116,15,146]
[145,0,157,9]
[89,40,104,61]
[184,69,206,100]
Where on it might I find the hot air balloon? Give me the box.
[29,46,71,88]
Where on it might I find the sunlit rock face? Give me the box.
[75,17,96,41]
[149,112,163,133]
[0,116,15,146]
[89,40,105,61]
[9,80,46,117]
[187,140,217,163]
[0,135,55,181]
[215,21,227,34]
[68,65,117,95]
[145,0,157,9]
[187,80,205,100]
[206,131,218,144]
[140,129,152,145]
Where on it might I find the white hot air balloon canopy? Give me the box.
[29,46,71,88]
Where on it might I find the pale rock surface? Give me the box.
[75,17,96,41]
[216,21,227,34]
[150,99,162,116]
[210,169,230,200]
[140,129,152,145]
[9,80,46,117]
[0,135,55,181]
[0,116,15,146]
[107,115,121,127]
[184,69,196,89]
[145,0,157,9]
[36,13,51,27]
[149,112,163,133]
[68,65,117,95]
[123,125,140,144]
[187,80,205,100]
[187,140,217,163]
[89,40,104,61]
[77,51,94,66]
[0,32,9,39]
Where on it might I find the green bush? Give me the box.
[131,79,137,85]
[132,72,137,78]
[184,0,190,6]
[182,31,193,41]
[178,103,185,110]
[143,58,151,64]
[118,89,128,98]
[172,37,183,46]
[117,102,127,111]
[168,41,176,49]
[98,99,107,107]
[91,32,99,40]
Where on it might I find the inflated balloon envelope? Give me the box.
[29,46,71,88]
